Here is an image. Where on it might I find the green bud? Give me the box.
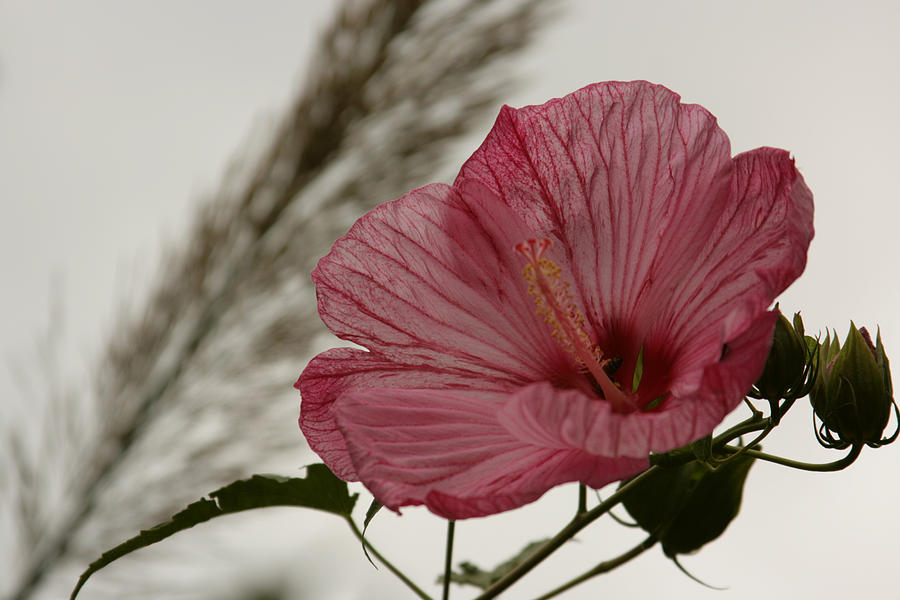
[810,323,897,448]
[621,453,755,558]
[753,310,809,401]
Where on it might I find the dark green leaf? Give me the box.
[622,452,755,557]
[659,454,754,556]
[71,465,356,599]
[621,463,701,540]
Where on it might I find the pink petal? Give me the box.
[297,347,509,481]
[457,81,734,378]
[500,382,697,459]
[646,148,814,398]
[334,387,647,519]
[311,182,574,388]
[688,310,779,431]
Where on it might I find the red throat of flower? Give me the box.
[515,238,637,413]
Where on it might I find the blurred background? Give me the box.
[2,1,899,599]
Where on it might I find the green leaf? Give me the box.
[659,454,754,557]
[622,452,755,558]
[71,464,356,599]
[439,538,549,590]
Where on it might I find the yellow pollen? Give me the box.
[521,257,595,364]
[516,238,636,413]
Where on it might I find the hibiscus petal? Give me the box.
[647,147,814,396]
[297,347,513,480]
[689,310,779,432]
[457,80,734,368]
[311,182,571,387]
[334,387,647,519]
[500,381,690,458]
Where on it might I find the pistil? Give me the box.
[516,238,636,413]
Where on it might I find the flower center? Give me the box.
[515,238,636,413]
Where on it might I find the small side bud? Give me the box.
[752,310,810,402]
[810,323,898,449]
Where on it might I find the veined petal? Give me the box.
[646,148,814,396]
[297,347,514,480]
[334,387,647,519]
[457,81,734,375]
[688,311,779,431]
[500,381,692,458]
[311,182,568,386]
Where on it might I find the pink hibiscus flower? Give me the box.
[296,81,814,520]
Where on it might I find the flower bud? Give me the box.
[810,323,897,448]
[753,310,810,401]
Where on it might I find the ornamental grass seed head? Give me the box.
[296,81,814,519]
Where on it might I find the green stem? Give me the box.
[577,483,587,515]
[344,516,433,600]
[711,420,776,466]
[713,416,770,447]
[473,466,660,600]
[443,521,455,600]
[652,414,772,468]
[530,535,657,600]
[721,442,863,472]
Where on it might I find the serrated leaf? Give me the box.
[440,538,549,590]
[71,464,356,599]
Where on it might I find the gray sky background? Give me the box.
[2,1,899,599]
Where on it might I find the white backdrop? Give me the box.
[2,1,899,599]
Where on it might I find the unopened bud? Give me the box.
[810,323,897,448]
[753,311,810,401]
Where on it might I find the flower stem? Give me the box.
[577,483,587,515]
[529,535,657,600]
[651,413,771,468]
[714,415,770,446]
[443,520,456,600]
[473,466,660,600]
[344,516,433,600]
[721,442,863,472]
